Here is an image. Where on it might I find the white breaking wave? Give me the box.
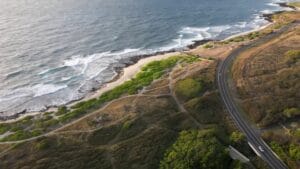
[267,3,280,7]
[0,83,68,102]
[32,84,68,97]
[261,9,275,14]
[0,83,68,114]
[168,15,266,50]
[62,48,142,80]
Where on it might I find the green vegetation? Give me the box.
[185,92,222,124]
[293,129,300,139]
[270,12,299,30]
[288,2,300,8]
[160,129,231,169]
[246,32,261,40]
[284,50,300,66]
[203,43,213,48]
[230,36,245,43]
[230,131,245,144]
[1,130,39,142]
[99,55,197,100]
[266,138,300,168]
[270,142,290,162]
[224,31,263,44]
[175,78,203,100]
[60,54,199,122]
[0,124,10,135]
[55,106,68,115]
[283,107,300,118]
[263,128,300,168]
[35,139,51,150]
[289,144,300,160]
[122,120,133,130]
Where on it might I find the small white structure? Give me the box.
[228,145,250,163]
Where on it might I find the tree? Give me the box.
[289,144,300,160]
[283,107,300,118]
[160,129,231,169]
[175,78,202,100]
[230,131,245,144]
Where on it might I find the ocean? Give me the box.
[0,0,294,116]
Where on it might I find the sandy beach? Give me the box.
[80,51,181,101]
[224,23,272,41]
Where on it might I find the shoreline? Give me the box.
[80,52,181,102]
[0,2,295,122]
[223,23,272,41]
[0,51,181,123]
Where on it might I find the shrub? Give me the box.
[230,131,245,144]
[1,130,31,141]
[20,116,34,125]
[283,107,300,118]
[284,50,300,65]
[247,32,261,40]
[270,141,287,161]
[203,43,213,49]
[10,125,22,132]
[0,124,10,135]
[229,36,245,43]
[58,108,87,122]
[35,139,51,150]
[185,93,221,124]
[160,129,231,169]
[31,129,42,136]
[289,144,300,160]
[122,121,132,130]
[56,106,68,115]
[293,129,300,139]
[43,119,59,128]
[175,78,202,100]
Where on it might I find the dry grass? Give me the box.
[232,24,300,126]
[288,2,300,9]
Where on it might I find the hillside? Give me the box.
[231,12,300,168]
[232,19,300,126]
[0,54,259,169]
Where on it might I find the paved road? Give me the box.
[217,21,299,169]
